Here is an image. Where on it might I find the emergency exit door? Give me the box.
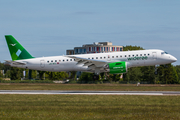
[152,52,157,60]
[40,60,45,68]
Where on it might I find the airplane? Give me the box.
[4,35,177,80]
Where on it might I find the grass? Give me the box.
[0,95,179,120]
[1,83,180,91]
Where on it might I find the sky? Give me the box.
[0,0,180,65]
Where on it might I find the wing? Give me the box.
[4,60,26,65]
[66,55,108,73]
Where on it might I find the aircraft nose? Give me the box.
[171,56,177,62]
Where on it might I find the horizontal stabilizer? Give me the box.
[4,60,26,65]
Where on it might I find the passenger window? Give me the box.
[96,57,98,59]
[70,59,72,61]
[148,54,150,56]
[136,54,138,56]
[112,56,114,58]
[47,61,49,63]
[88,58,90,59]
[120,55,122,57]
[59,60,61,62]
[55,60,57,62]
[129,55,130,57]
[140,54,142,56]
[100,57,102,59]
[144,54,146,56]
[104,57,106,59]
[116,56,118,58]
[51,60,53,62]
[125,55,127,57]
[92,57,94,59]
[63,60,65,62]
[67,59,68,61]
[132,55,134,57]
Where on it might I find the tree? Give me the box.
[140,66,155,83]
[37,71,45,80]
[10,67,23,80]
[123,67,143,82]
[157,64,179,84]
[175,65,180,83]
[123,45,144,51]
[78,72,93,83]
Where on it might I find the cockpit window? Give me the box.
[161,52,168,55]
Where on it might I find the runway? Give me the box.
[0,90,180,95]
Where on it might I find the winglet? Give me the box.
[5,35,34,61]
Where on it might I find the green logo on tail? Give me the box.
[5,35,34,61]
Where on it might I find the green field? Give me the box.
[0,95,179,120]
[1,83,180,91]
[0,84,180,119]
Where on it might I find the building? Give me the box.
[66,42,123,55]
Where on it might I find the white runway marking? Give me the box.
[1,90,179,95]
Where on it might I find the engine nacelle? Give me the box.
[104,61,127,74]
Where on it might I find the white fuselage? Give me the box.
[11,49,177,73]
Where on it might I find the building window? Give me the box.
[75,49,78,54]
[101,47,103,51]
[120,48,123,51]
[97,47,99,51]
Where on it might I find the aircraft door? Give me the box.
[40,60,45,68]
[152,52,157,60]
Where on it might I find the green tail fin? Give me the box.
[5,35,34,61]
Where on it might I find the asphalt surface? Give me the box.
[0,90,180,95]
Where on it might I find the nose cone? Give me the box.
[171,56,177,62]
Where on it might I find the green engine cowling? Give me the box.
[108,61,127,74]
